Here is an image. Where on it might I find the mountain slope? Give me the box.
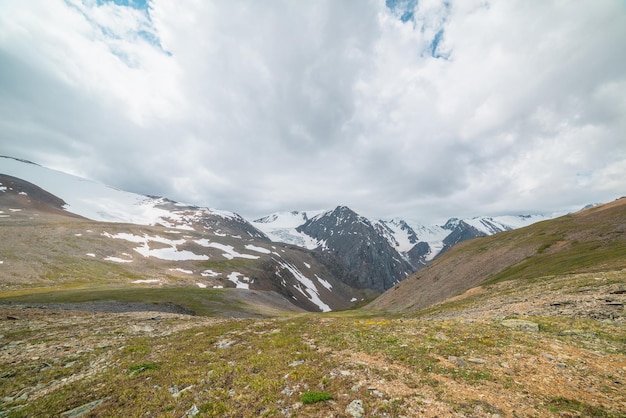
[0,157,365,313]
[0,156,266,238]
[296,206,414,292]
[369,197,626,313]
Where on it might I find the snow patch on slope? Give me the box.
[195,240,259,260]
[227,272,252,289]
[275,259,331,312]
[103,232,209,261]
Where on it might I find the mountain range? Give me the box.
[0,155,592,313]
[252,206,552,291]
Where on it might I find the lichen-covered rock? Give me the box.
[501,319,539,332]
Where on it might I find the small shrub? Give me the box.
[301,391,332,404]
[129,363,158,373]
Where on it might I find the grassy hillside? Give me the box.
[369,198,626,313]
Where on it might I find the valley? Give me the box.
[1,157,625,416]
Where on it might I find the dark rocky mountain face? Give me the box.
[297,206,413,292]
[440,220,487,255]
[405,241,430,268]
[0,174,68,211]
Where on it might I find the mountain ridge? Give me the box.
[369,196,626,313]
[252,205,555,274]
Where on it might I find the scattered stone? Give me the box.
[150,315,162,321]
[433,332,449,341]
[217,339,235,349]
[345,399,364,418]
[169,385,193,398]
[186,404,199,416]
[542,353,555,361]
[501,319,539,332]
[281,387,294,396]
[370,389,384,398]
[559,329,595,337]
[468,358,486,364]
[289,360,305,367]
[60,397,109,417]
[6,315,19,320]
[129,325,154,333]
[448,356,467,367]
[609,284,626,294]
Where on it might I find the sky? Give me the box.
[0,0,625,224]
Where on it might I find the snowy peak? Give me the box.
[252,210,325,249]
[254,210,310,225]
[443,217,461,230]
[456,214,552,236]
[296,206,414,291]
[376,218,419,252]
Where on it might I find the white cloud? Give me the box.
[0,0,624,223]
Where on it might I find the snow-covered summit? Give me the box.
[252,210,326,249]
[461,215,551,235]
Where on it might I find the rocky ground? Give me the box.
[1,275,625,418]
[421,271,626,324]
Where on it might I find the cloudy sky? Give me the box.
[1,0,625,223]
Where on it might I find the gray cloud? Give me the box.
[1,0,625,224]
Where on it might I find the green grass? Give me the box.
[0,286,246,316]
[128,363,159,373]
[484,240,626,285]
[2,311,625,417]
[546,396,613,416]
[301,391,332,404]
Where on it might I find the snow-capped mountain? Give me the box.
[297,206,414,291]
[254,207,414,291]
[1,155,557,310]
[0,156,363,312]
[252,208,556,278]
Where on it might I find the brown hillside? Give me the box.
[369,197,626,313]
